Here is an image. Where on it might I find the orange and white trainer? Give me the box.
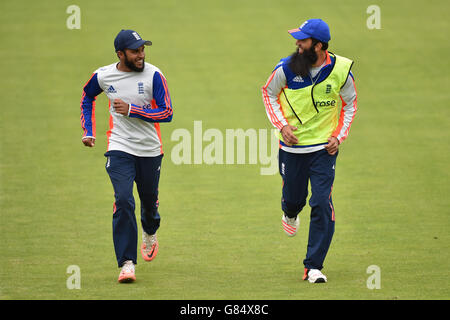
[141,231,159,261]
[118,260,136,283]
[303,268,327,283]
[282,214,300,237]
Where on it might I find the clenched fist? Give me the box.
[113,98,130,116]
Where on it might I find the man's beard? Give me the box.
[124,54,145,72]
[288,46,318,78]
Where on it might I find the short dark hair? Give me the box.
[311,38,328,51]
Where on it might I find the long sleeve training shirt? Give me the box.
[80,62,173,157]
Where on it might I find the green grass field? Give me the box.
[0,0,449,300]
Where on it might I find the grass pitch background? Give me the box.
[0,0,449,299]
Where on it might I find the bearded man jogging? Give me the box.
[80,29,173,283]
[262,19,357,283]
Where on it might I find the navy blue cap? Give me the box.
[288,19,331,43]
[114,29,152,52]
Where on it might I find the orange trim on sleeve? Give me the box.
[262,70,287,130]
[333,77,357,142]
[80,73,97,138]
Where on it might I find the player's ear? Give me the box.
[314,41,322,52]
[116,50,124,60]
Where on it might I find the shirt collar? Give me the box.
[313,51,332,70]
[324,50,332,66]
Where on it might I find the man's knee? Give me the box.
[115,192,135,210]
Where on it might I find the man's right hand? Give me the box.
[82,137,95,147]
[281,125,299,146]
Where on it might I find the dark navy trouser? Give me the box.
[279,148,337,270]
[105,150,163,267]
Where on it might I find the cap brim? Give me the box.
[288,29,310,40]
[127,39,152,49]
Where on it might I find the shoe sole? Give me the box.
[304,276,327,283]
[118,274,136,283]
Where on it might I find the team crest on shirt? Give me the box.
[326,84,332,94]
[138,82,144,94]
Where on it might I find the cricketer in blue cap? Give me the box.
[261,18,358,285]
[80,28,174,283]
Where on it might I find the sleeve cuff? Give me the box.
[82,136,96,140]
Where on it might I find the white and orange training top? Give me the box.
[80,62,173,157]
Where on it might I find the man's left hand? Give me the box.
[325,136,339,155]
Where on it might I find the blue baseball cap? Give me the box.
[114,29,152,52]
[288,19,331,43]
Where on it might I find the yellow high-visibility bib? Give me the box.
[278,53,353,146]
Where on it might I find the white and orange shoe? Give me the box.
[282,214,299,237]
[118,260,136,283]
[303,268,327,283]
[141,231,159,262]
